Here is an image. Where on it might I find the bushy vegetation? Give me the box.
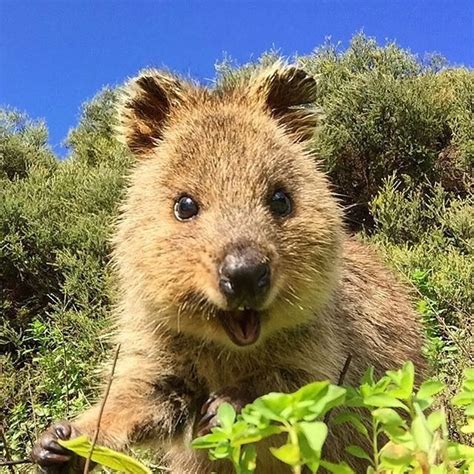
[0,93,132,459]
[192,364,474,473]
[0,35,472,471]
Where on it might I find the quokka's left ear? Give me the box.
[249,63,320,142]
[117,69,189,157]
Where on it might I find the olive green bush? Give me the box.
[0,35,472,469]
[217,34,473,226]
[0,91,132,458]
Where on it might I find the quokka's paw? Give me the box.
[31,421,84,473]
[196,386,252,437]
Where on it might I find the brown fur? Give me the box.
[34,64,425,473]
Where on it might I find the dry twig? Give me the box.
[62,332,70,417]
[0,425,16,474]
[324,353,353,425]
[0,458,31,467]
[83,343,121,474]
[27,373,38,440]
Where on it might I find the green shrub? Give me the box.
[192,364,474,473]
[0,90,132,457]
[217,34,473,227]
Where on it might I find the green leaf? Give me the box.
[320,460,356,474]
[240,408,267,428]
[447,442,474,462]
[250,394,291,421]
[460,419,474,434]
[270,443,300,466]
[294,381,329,402]
[344,387,365,408]
[464,402,474,417]
[464,368,474,380]
[416,380,445,400]
[217,403,236,431]
[372,408,405,427]
[463,380,474,391]
[211,444,231,460]
[453,392,474,406]
[345,445,372,463]
[299,421,328,454]
[411,410,433,453]
[332,412,369,437]
[364,394,408,410]
[192,430,229,449]
[58,435,151,474]
[309,385,346,418]
[361,367,375,386]
[233,425,282,446]
[388,361,414,400]
[239,445,257,473]
[426,410,444,431]
[380,442,414,466]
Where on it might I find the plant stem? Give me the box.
[288,427,302,474]
[371,419,379,472]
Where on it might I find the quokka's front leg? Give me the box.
[32,360,200,473]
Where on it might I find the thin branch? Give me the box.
[62,333,70,418]
[0,459,32,467]
[83,344,121,474]
[324,353,353,425]
[27,373,38,440]
[0,425,16,474]
[393,263,473,362]
[24,430,34,450]
[337,353,353,386]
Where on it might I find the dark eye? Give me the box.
[269,189,292,217]
[174,195,199,221]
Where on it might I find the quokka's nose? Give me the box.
[219,250,271,308]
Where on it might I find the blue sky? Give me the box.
[1,0,473,155]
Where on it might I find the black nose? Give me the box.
[219,251,271,308]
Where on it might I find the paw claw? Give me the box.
[200,393,218,415]
[196,386,253,437]
[197,412,214,430]
[54,422,72,440]
[31,421,76,468]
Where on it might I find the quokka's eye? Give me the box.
[174,195,199,221]
[269,189,292,217]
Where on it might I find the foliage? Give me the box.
[0,90,132,459]
[58,435,152,474]
[192,364,474,473]
[216,33,473,227]
[0,109,57,180]
[365,176,473,442]
[0,34,472,471]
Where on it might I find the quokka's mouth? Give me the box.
[218,307,261,346]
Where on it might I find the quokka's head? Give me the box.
[114,64,343,349]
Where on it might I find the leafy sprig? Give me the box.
[192,364,474,474]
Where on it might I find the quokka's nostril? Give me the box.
[256,263,270,290]
[219,277,234,297]
[219,252,271,307]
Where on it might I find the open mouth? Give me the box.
[218,307,261,346]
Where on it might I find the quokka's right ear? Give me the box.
[117,69,188,157]
[249,63,320,142]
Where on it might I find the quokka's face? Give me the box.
[115,66,343,349]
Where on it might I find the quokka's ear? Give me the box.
[117,69,188,156]
[249,64,320,141]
